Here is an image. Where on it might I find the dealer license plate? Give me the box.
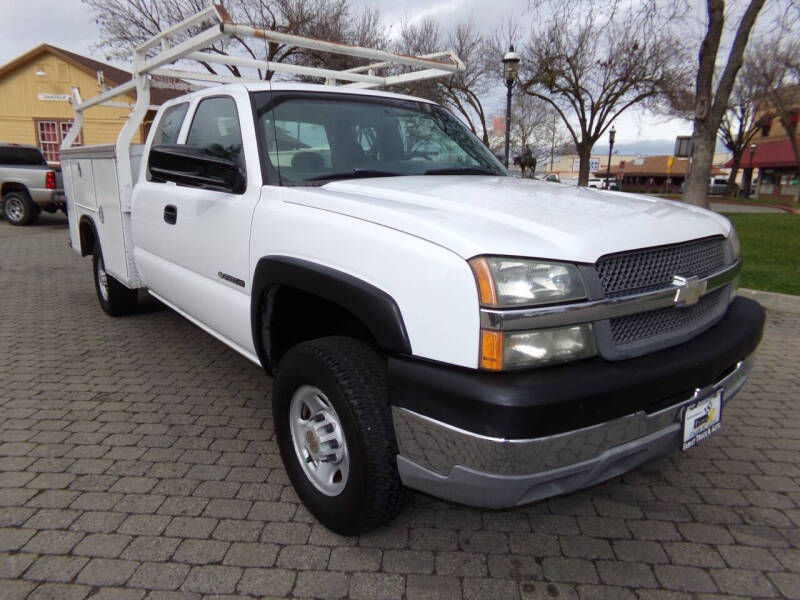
[682,391,722,451]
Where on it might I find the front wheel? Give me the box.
[273,337,408,535]
[2,191,38,226]
[92,246,137,316]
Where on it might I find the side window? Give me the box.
[186,97,243,165]
[152,103,188,145]
[262,105,332,181]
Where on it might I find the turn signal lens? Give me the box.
[469,257,498,306]
[479,329,504,371]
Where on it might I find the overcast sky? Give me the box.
[0,0,698,153]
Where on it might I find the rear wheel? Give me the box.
[2,191,38,226]
[93,245,137,316]
[273,337,408,535]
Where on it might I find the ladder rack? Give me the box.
[62,3,464,151]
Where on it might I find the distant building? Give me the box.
[0,44,180,163]
[598,155,723,194]
[544,153,638,181]
[728,84,800,204]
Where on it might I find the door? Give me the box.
[132,93,263,355]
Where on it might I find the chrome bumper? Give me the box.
[393,356,753,508]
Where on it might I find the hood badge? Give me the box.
[672,275,707,307]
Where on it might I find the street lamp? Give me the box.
[503,45,520,169]
[605,126,616,189]
[748,143,757,197]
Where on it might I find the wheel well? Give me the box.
[78,218,97,257]
[1,182,29,198]
[262,285,378,372]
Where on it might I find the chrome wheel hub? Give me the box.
[289,385,349,496]
[5,197,24,222]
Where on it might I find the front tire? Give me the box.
[93,245,137,316]
[2,191,38,226]
[273,337,408,535]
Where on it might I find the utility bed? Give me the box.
[62,144,144,287]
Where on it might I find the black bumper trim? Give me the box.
[387,297,765,439]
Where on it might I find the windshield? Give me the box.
[251,92,506,185]
[0,146,46,166]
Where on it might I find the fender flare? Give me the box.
[78,215,100,257]
[251,256,411,371]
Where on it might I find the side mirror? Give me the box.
[148,144,246,194]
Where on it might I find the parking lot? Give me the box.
[1,214,799,600]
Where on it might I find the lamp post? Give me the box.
[605,126,616,189]
[502,45,520,169]
[748,143,756,198]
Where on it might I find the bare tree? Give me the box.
[718,55,765,197]
[394,18,495,145]
[683,0,767,207]
[84,0,385,79]
[516,0,690,186]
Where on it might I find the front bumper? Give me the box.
[389,297,764,508]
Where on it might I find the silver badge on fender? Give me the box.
[672,275,707,307]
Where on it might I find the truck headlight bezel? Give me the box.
[469,256,587,308]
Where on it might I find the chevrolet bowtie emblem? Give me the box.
[672,275,707,307]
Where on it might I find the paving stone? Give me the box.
[328,546,382,572]
[406,574,462,600]
[654,565,719,593]
[223,541,279,567]
[26,582,92,600]
[662,542,726,567]
[23,555,89,582]
[0,551,37,578]
[172,538,230,564]
[71,510,127,533]
[292,570,349,599]
[768,572,800,600]
[117,515,170,535]
[22,529,84,554]
[596,560,657,588]
[276,544,330,570]
[237,568,296,597]
[541,557,599,584]
[128,561,190,590]
[0,527,36,551]
[76,557,138,586]
[164,516,218,538]
[348,572,405,600]
[121,536,181,562]
[181,565,241,594]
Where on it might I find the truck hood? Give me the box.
[283,176,731,263]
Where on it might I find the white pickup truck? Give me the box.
[61,8,764,535]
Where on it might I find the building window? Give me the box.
[36,119,81,163]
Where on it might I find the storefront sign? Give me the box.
[37,93,70,102]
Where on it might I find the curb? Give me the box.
[738,288,800,314]
[722,201,799,214]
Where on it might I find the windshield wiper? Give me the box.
[303,169,401,182]
[424,167,499,176]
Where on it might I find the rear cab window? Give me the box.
[151,102,189,145]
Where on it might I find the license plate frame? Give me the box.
[682,390,722,451]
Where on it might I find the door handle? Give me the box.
[163,204,177,225]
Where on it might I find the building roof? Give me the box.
[597,155,721,177]
[0,43,181,105]
[728,139,799,169]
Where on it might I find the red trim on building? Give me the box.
[730,139,798,169]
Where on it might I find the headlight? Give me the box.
[728,227,741,261]
[480,324,597,370]
[469,256,586,307]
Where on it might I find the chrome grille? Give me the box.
[596,237,726,297]
[609,288,726,345]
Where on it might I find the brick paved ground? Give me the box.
[1,214,799,600]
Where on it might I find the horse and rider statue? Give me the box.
[513,145,537,178]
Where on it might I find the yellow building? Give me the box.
[0,44,177,163]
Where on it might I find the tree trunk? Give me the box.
[577,143,591,187]
[726,152,743,198]
[686,122,715,207]
[684,0,766,208]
